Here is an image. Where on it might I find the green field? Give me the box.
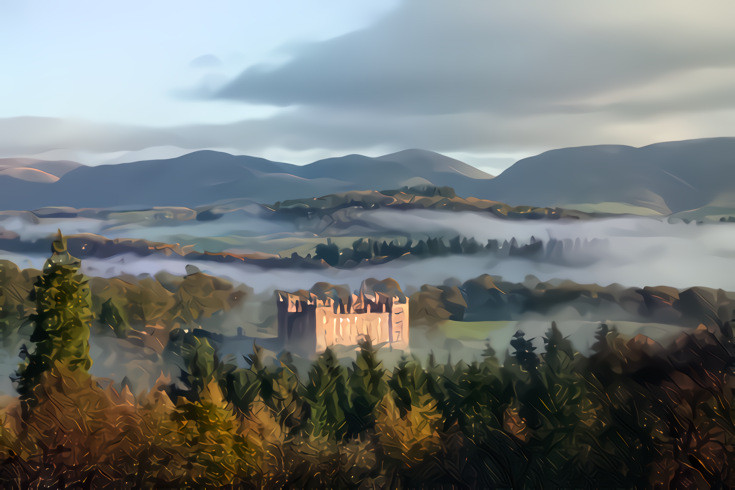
[438,320,517,340]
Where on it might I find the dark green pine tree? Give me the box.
[15,231,94,407]
[303,348,350,440]
[387,354,427,416]
[450,354,525,487]
[242,342,277,408]
[528,322,592,485]
[510,330,539,372]
[180,335,221,398]
[345,337,388,436]
[271,351,307,434]
[542,321,576,373]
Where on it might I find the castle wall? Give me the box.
[277,291,409,353]
[315,307,391,350]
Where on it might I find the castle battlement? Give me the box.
[276,284,409,353]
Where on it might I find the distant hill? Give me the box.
[480,138,735,214]
[0,149,494,210]
[0,158,82,183]
[0,138,734,215]
[271,188,591,220]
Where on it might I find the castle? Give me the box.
[276,282,409,354]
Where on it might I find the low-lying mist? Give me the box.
[3,210,735,292]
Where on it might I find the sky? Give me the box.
[2,0,735,174]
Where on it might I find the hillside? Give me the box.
[0,149,494,210]
[271,187,591,220]
[0,157,82,183]
[481,137,735,215]
[0,139,734,216]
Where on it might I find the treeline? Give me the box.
[410,274,735,330]
[308,235,609,268]
[312,236,546,267]
[2,322,734,487]
[0,260,247,349]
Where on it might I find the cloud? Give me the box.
[0,117,185,156]
[5,2,735,164]
[214,1,735,118]
[189,54,223,69]
[4,104,735,168]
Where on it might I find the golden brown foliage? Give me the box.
[376,393,442,468]
[8,362,142,486]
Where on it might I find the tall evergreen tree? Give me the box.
[271,352,307,433]
[15,232,94,409]
[387,355,427,416]
[345,337,388,436]
[526,322,596,485]
[510,330,539,372]
[242,342,277,409]
[303,348,349,441]
[542,321,576,373]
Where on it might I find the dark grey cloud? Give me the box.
[214,1,735,117]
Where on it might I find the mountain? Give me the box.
[0,158,82,183]
[0,139,733,214]
[378,149,493,179]
[480,138,735,214]
[0,149,494,210]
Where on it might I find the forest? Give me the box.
[0,234,733,488]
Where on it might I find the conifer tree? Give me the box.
[136,375,188,485]
[271,352,307,433]
[345,337,388,436]
[375,390,442,476]
[15,232,93,408]
[172,379,260,486]
[542,321,576,373]
[379,354,443,478]
[387,355,427,416]
[510,330,539,372]
[180,335,220,398]
[528,322,596,485]
[243,342,276,407]
[223,343,276,415]
[423,351,450,420]
[303,348,349,441]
